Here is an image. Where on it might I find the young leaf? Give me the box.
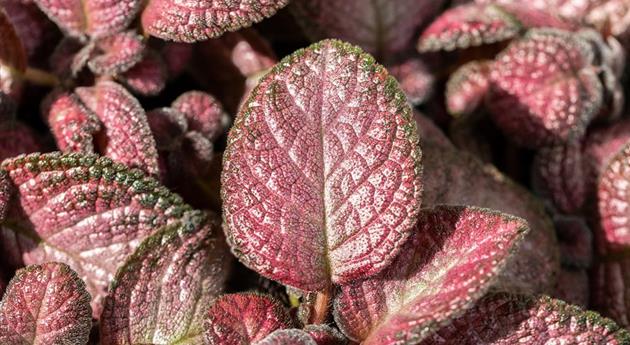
[141,0,290,42]
[203,293,293,345]
[0,152,191,315]
[291,0,446,61]
[100,211,230,345]
[87,31,146,76]
[0,8,26,99]
[418,4,521,52]
[388,57,434,105]
[256,329,316,345]
[75,81,160,175]
[422,293,630,344]
[33,0,141,39]
[222,39,423,291]
[118,51,167,97]
[446,60,493,116]
[0,262,92,345]
[487,28,602,148]
[171,91,229,141]
[333,205,528,344]
[46,91,101,152]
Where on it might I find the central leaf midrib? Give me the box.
[318,45,332,281]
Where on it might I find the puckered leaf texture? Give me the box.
[222,39,423,291]
[333,205,527,344]
[100,211,230,345]
[0,262,92,345]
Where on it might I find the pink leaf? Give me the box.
[420,120,559,294]
[100,211,230,345]
[291,0,446,60]
[0,263,92,345]
[388,57,434,105]
[0,8,26,100]
[584,119,630,197]
[256,329,317,345]
[302,325,347,345]
[141,0,290,42]
[532,140,586,213]
[222,39,422,291]
[423,293,629,344]
[118,51,166,96]
[446,60,492,116]
[75,81,160,175]
[171,90,229,141]
[0,152,191,316]
[87,31,146,76]
[487,28,602,148]
[203,293,293,345]
[45,91,101,152]
[33,0,141,39]
[333,205,527,344]
[418,4,521,52]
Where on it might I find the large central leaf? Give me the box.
[222,39,423,291]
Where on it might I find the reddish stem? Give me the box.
[310,287,332,324]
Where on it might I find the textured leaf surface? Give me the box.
[488,28,602,148]
[446,60,492,116]
[203,293,292,345]
[593,256,630,328]
[418,114,559,294]
[0,152,191,315]
[291,0,445,61]
[0,8,26,99]
[222,39,422,291]
[533,141,586,213]
[303,325,347,345]
[46,91,101,153]
[334,206,527,344]
[172,91,228,141]
[584,119,630,197]
[141,0,290,42]
[0,262,92,345]
[418,4,520,52]
[118,52,166,97]
[100,211,230,345]
[33,0,141,38]
[422,293,630,344]
[388,57,434,105]
[87,31,145,76]
[597,142,630,253]
[256,329,316,345]
[75,81,159,175]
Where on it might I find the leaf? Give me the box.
[141,0,290,42]
[532,140,586,213]
[0,262,92,345]
[87,31,146,76]
[171,91,229,141]
[333,205,527,344]
[0,152,191,315]
[418,4,521,52]
[584,119,630,197]
[422,293,630,344]
[49,37,91,77]
[45,91,101,152]
[418,114,559,294]
[552,268,590,308]
[291,0,446,61]
[75,81,160,175]
[222,39,423,291]
[596,142,630,253]
[388,57,434,106]
[100,211,230,345]
[0,121,42,161]
[118,51,166,97]
[161,42,193,77]
[446,60,493,116]
[256,329,317,345]
[487,28,602,148]
[33,0,141,39]
[554,216,593,269]
[302,325,348,345]
[592,256,630,329]
[0,0,53,59]
[0,8,26,99]
[203,293,293,345]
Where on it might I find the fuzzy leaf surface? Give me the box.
[171,91,228,141]
[334,205,527,344]
[118,52,166,97]
[203,293,292,345]
[222,39,422,291]
[0,152,191,315]
[255,329,316,345]
[141,0,290,42]
[100,211,230,345]
[46,91,101,153]
[87,31,145,76]
[0,262,92,345]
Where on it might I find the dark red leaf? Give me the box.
[100,211,230,344]
[203,293,293,345]
[334,206,527,344]
[0,263,92,345]
[303,325,347,345]
[118,51,166,96]
[141,0,290,42]
[256,329,317,345]
[554,216,593,269]
[592,256,630,328]
[222,39,422,291]
[552,268,590,308]
[0,0,52,59]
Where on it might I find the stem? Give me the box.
[309,288,332,324]
[23,67,59,87]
